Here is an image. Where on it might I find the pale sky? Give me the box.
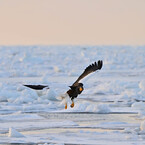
[0,0,145,45]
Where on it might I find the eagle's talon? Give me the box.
[65,104,67,109]
[70,102,74,108]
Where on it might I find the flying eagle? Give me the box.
[24,60,103,109]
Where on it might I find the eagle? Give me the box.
[24,60,103,109]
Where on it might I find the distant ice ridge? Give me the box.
[0,45,144,77]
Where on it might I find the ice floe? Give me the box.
[8,128,25,138]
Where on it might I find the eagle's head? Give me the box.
[69,83,84,94]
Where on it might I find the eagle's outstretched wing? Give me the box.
[23,85,49,90]
[72,60,103,86]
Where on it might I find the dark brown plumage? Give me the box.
[23,85,49,90]
[67,83,84,100]
[72,60,103,86]
[66,60,103,108]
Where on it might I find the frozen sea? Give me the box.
[0,45,145,144]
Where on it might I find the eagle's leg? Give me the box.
[65,103,67,109]
[70,99,74,108]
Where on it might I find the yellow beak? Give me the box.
[79,87,83,91]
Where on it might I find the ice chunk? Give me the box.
[131,102,145,110]
[86,103,111,113]
[96,103,111,113]
[140,120,145,131]
[139,81,145,91]
[54,66,61,72]
[8,127,25,138]
[42,88,57,101]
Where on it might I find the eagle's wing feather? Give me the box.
[23,85,49,90]
[72,60,103,86]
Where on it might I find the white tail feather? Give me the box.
[57,93,69,105]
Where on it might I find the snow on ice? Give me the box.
[0,45,145,144]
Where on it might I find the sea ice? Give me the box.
[0,45,145,144]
